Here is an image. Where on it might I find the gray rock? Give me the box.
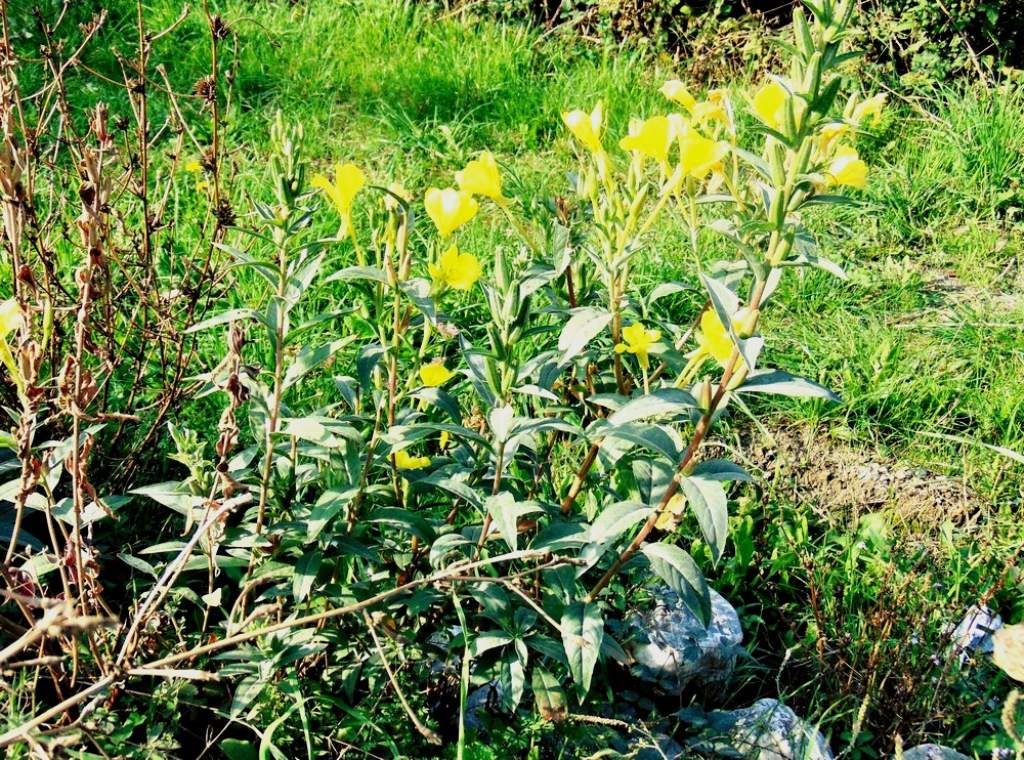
[681,698,833,760]
[628,586,743,695]
[900,745,970,760]
[464,680,505,731]
[949,604,1002,664]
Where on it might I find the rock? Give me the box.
[630,733,685,760]
[680,698,833,760]
[949,604,1002,664]
[464,680,506,731]
[627,586,743,695]
[900,744,970,760]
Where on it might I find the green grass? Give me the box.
[20,0,1024,754]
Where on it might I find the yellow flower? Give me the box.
[826,146,867,189]
[428,244,482,291]
[619,116,674,165]
[419,361,455,387]
[424,188,478,239]
[678,128,730,180]
[312,162,366,236]
[455,151,506,202]
[817,122,850,156]
[993,623,1024,682]
[196,180,210,193]
[562,102,604,153]
[614,322,661,370]
[184,158,202,173]
[655,493,688,531]
[439,430,451,451]
[751,80,803,133]
[852,93,886,126]
[696,307,757,366]
[394,449,430,470]
[660,80,697,110]
[0,299,23,339]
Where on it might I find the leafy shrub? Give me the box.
[432,0,1024,79]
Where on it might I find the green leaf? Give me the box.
[221,739,259,760]
[532,667,567,722]
[470,632,514,658]
[679,475,729,564]
[691,459,752,482]
[560,601,604,698]
[323,265,388,285]
[485,492,543,552]
[734,369,839,401]
[641,542,711,625]
[293,549,321,602]
[608,388,697,426]
[185,308,263,334]
[366,508,435,543]
[588,500,652,545]
[231,674,266,718]
[596,421,681,463]
[282,336,358,389]
[558,307,612,361]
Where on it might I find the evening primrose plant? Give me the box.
[184,0,875,726]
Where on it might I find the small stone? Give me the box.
[627,586,743,695]
[464,680,506,731]
[681,698,833,760]
[949,604,1002,664]
[901,744,971,760]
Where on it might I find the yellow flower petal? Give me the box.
[696,307,757,367]
[660,80,696,110]
[827,146,867,189]
[429,244,482,291]
[678,128,730,180]
[184,159,202,173]
[394,450,431,470]
[424,188,478,238]
[313,162,366,236]
[993,623,1024,681]
[563,102,604,153]
[852,93,886,126]
[0,299,23,339]
[455,151,505,202]
[419,361,455,387]
[617,322,661,370]
[619,115,674,165]
[751,80,803,133]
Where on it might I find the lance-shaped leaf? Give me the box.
[608,388,698,426]
[595,421,682,463]
[532,667,567,722]
[679,473,729,564]
[293,549,321,602]
[588,500,653,545]
[734,368,840,401]
[560,601,604,698]
[641,542,711,625]
[558,307,612,361]
[283,335,358,389]
[485,492,543,552]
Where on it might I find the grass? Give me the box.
[11,0,1024,755]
